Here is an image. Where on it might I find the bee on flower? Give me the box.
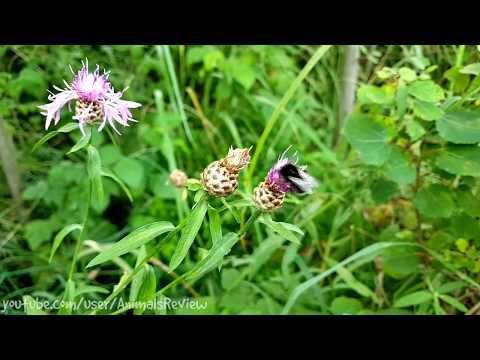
[202,147,251,197]
[39,59,142,136]
[253,148,319,211]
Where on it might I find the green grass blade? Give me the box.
[245,45,333,189]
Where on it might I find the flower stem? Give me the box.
[68,179,91,280]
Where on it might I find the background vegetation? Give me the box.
[1,45,480,315]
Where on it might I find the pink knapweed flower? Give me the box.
[39,59,142,136]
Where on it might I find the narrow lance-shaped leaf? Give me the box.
[184,232,239,282]
[169,196,208,271]
[49,224,82,263]
[101,168,134,203]
[67,127,92,154]
[32,122,79,152]
[87,221,175,268]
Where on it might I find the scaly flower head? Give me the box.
[202,146,251,197]
[253,148,318,211]
[39,59,142,136]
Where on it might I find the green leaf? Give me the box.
[460,63,480,75]
[101,168,133,203]
[394,290,433,308]
[406,119,426,141]
[330,296,363,315]
[452,215,480,240]
[184,232,240,282]
[382,246,421,279]
[67,127,91,154]
[370,178,399,204]
[437,281,466,294]
[23,296,47,315]
[24,217,60,250]
[49,224,82,263]
[413,184,454,218]
[58,280,76,315]
[208,207,222,247]
[114,157,145,190]
[87,145,104,207]
[436,145,480,177]
[396,80,408,119]
[357,84,395,105]
[382,147,416,186]
[439,294,468,313]
[74,285,109,297]
[436,111,480,144]
[408,80,444,103]
[32,123,79,152]
[226,59,256,90]
[86,221,175,268]
[336,265,379,303]
[258,215,303,245]
[169,196,208,271]
[344,114,392,166]
[413,100,444,121]
[130,264,157,315]
[399,67,417,82]
[246,235,285,279]
[456,187,480,217]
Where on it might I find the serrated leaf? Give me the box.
[394,290,433,307]
[344,114,392,166]
[169,196,208,271]
[413,100,444,121]
[413,184,454,218]
[49,224,82,263]
[382,147,416,186]
[87,221,175,267]
[436,145,480,177]
[408,80,444,103]
[436,111,480,144]
[358,84,395,105]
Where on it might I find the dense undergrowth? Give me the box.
[1,45,480,315]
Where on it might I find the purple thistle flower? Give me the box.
[266,148,319,194]
[39,59,142,136]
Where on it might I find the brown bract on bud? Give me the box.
[202,147,251,197]
[169,169,188,188]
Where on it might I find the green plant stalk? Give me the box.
[68,178,91,280]
[244,45,333,190]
